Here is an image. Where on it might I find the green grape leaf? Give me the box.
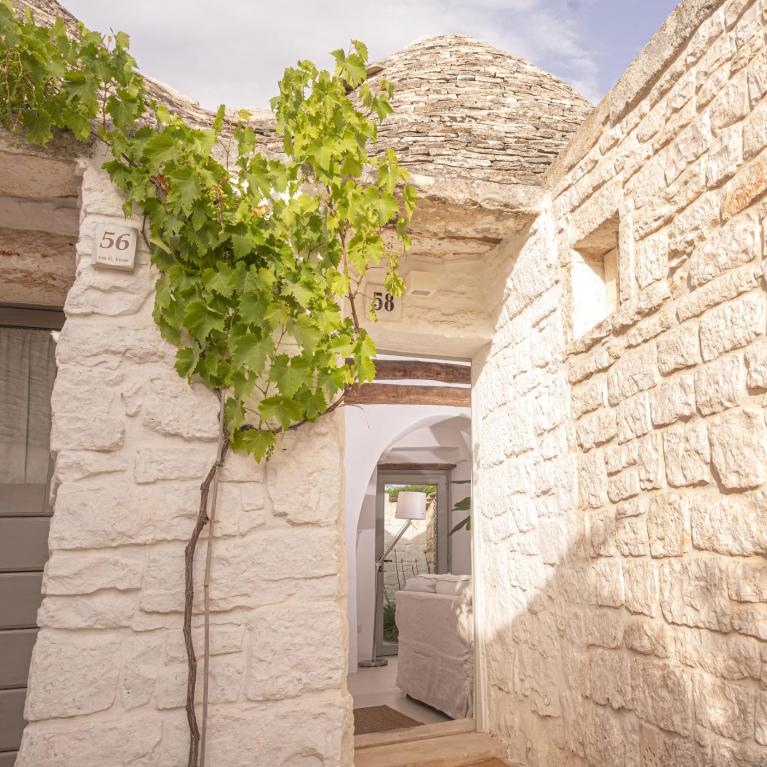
[237,428,276,462]
[144,131,178,165]
[259,396,304,429]
[204,267,235,298]
[175,346,200,378]
[289,314,320,353]
[271,356,310,398]
[239,293,267,325]
[231,334,270,375]
[183,300,225,343]
[168,166,201,213]
[224,396,245,431]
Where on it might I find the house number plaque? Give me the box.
[366,286,402,321]
[93,223,138,271]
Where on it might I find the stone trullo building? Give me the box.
[1,0,767,765]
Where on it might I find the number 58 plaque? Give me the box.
[365,285,402,321]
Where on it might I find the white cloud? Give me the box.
[62,0,601,108]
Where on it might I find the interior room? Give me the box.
[344,362,473,737]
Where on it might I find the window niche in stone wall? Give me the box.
[570,214,620,339]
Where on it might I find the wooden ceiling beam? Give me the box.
[345,383,470,407]
[378,463,457,472]
[347,358,471,385]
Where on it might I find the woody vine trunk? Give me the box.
[183,391,228,767]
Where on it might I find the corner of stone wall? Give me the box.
[18,154,352,767]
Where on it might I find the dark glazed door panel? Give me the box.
[0,574,44,630]
[0,629,37,689]
[0,517,50,571]
[0,689,26,751]
[0,319,60,762]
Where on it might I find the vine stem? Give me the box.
[341,240,361,332]
[184,390,343,766]
[184,390,229,767]
[200,392,227,767]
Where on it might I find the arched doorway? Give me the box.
[343,358,475,736]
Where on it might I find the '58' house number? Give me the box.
[366,287,402,321]
[93,223,138,271]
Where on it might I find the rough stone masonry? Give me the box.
[474,0,767,764]
[15,152,352,765]
[11,0,767,765]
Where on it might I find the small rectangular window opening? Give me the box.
[571,214,619,338]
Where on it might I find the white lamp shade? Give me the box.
[396,491,427,520]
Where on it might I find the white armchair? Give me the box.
[394,574,473,720]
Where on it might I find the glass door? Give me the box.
[375,469,450,657]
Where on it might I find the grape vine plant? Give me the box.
[0,3,415,764]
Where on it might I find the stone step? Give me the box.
[462,762,508,767]
[354,731,506,767]
[463,761,508,767]
[354,718,476,750]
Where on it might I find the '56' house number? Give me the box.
[367,287,402,321]
[93,223,138,271]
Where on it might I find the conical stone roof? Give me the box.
[366,35,593,186]
[13,2,594,192]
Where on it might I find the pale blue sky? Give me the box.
[62,0,678,109]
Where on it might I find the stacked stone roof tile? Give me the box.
[16,2,594,189]
[366,35,593,185]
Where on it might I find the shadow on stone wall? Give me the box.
[477,519,767,767]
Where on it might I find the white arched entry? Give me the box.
[344,404,471,671]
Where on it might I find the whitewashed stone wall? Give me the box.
[476,0,767,764]
[17,155,352,767]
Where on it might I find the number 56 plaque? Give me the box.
[93,223,138,271]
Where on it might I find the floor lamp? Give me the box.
[360,490,427,668]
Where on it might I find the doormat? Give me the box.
[353,705,422,735]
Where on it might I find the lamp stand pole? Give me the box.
[359,519,413,668]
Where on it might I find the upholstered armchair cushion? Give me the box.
[395,576,473,720]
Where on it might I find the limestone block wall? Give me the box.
[476,0,767,764]
[18,156,352,767]
[474,206,579,764]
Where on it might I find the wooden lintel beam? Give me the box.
[346,358,471,384]
[345,383,471,407]
[378,463,457,472]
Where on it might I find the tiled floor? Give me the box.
[348,656,452,726]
